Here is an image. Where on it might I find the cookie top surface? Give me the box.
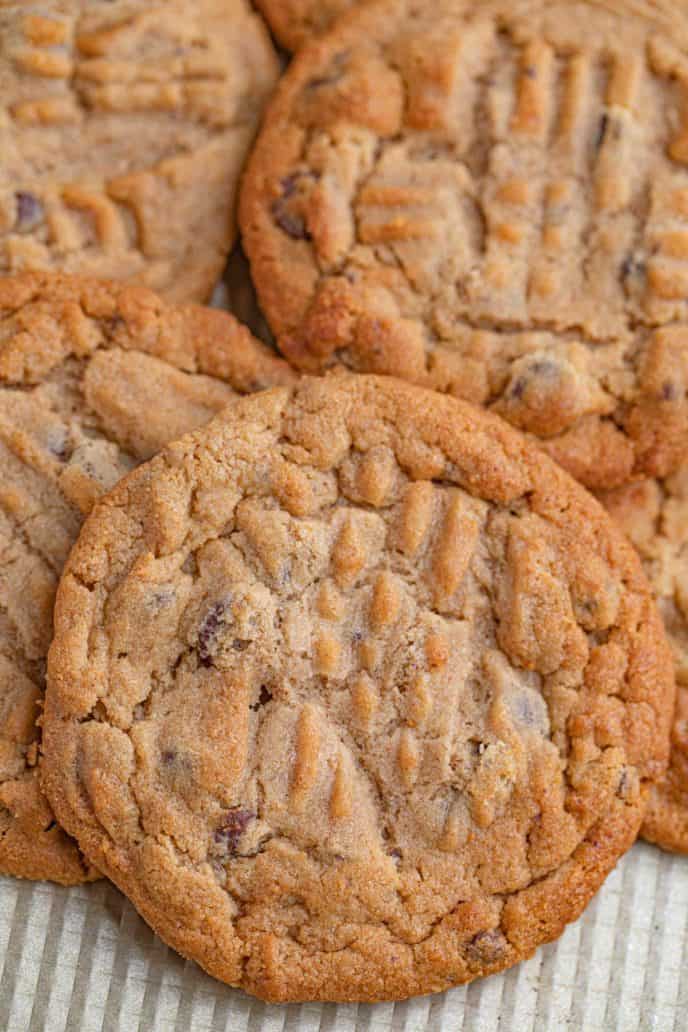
[44,374,673,1000]
[241,0,688,490]
[0,271,293,884]
[0,0,279,302]
[254,0,358,51]
[600,469,688,853]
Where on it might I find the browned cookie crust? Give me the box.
[254,0,359,51]
[600,470,688,853]
[1,0,279,302]
[0,271,293,884]
[242,0,688,490]
[44,374,673,999]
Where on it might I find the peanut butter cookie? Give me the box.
[242,0,688,489]
[1,0,278,301]
[0,271,293,883]
[600,469,688,853]
[44,374,673,999]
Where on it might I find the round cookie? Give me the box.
[0,271,294,884]
[254,0,360,51]
[242,0,688,490]
[1,0,279,302]
[600,470,688,853]
[44,374,673,1000]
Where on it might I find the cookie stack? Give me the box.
[2,0,688,1008]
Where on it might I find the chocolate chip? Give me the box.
[214,808,255,854]
[46,430,71,462]
[14,191,44,233]
[524,66,537,79]
[466,929,509,966]
[620,253,646,284]
[508,358,560,401]
[250,685,273,712]
[510,377,526,400]
[197,599,230,667]
[151,588,175,609]
[271,171,316,240]
[232,638,250,651]
[161,749,177,765]
[661,381,678,401]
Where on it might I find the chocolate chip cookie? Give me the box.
[1,0,278,302]
[254,0,359,51]
[0,271,293,884]
[44,374,673,998]
[600,470,688,853]
[241,0,688,490]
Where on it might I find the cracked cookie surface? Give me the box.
[1,0,278,302]
[254,0,360,51]
[0,270,293,884]
[242,0,688,490]
[44,374,673,999]
[600,469,688,853]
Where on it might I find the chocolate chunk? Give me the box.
[466,929,509,965]
[197,599,231,667]
[14,191,44,233]
[215,808,255,854]
[251,685,273,712]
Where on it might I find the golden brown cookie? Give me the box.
[44,374,673,999]
[600,470,688,853]
[1,0,278,302]
[254,0,359,51]
[242,0,688,490]
[0,271,293,884]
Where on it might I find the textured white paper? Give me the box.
[0,841,686,1031]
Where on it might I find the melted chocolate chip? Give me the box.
[661,381,678,401]
[15,191,44,233]
[197,599,230,667]
[215,808,255,854]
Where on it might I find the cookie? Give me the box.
[254,0,359,51]
[241,0,688,490]
[599,470,688,853]
[44,374,673,1000]
[0,271,294,884]
[1,0,279,302]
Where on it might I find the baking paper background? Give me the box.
[1,841,686,1031]
[2,258,685,1031]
